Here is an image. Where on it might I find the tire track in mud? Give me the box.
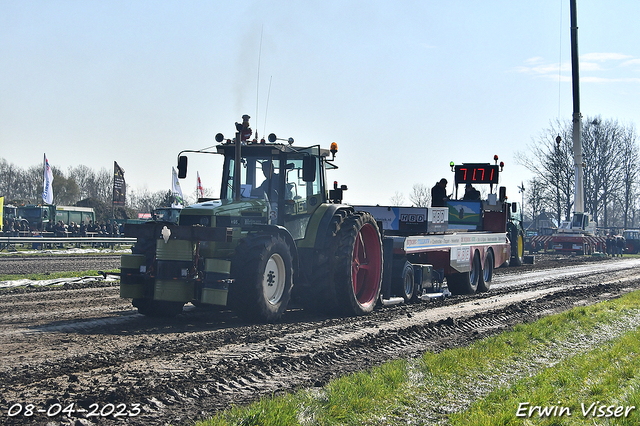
[0,256,638,425]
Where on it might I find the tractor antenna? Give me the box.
[263,75,272,138]
[255,25,264,139]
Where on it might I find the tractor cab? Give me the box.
[176,118,341,240]
[217,142,329,237]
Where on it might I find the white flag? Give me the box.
[42,154,54,204]
[197,171,204,199]
[172,167,184,208]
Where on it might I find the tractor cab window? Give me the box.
[221,146,324,206]
[253,158,280,200]
[284,156,321,201]
[223,156,281,201]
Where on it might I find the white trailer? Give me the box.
[354,203,512,304]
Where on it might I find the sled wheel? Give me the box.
[447,250,481,295]
[478,249,494,292]
[393,260,415,303]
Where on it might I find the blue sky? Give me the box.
[2,1,640,206]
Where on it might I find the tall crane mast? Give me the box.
[570,0,584,215]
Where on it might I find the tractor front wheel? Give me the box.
[230,233,293,323]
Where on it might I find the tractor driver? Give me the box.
[254,160,279,200]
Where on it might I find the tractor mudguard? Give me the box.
[305,204,355,251]
[242,224,299,273]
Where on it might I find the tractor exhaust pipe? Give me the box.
[234,131,241,201]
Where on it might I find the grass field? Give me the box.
[199,290,640,426]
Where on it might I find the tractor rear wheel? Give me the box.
[308,210,383,316]
[230,233,293,323]
[336,212,383,315]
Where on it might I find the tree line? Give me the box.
[0,159,192,222]
[517,116,638,230]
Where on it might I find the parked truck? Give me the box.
[17,204,95,231]
[623,229,640,254]
[120,117,518,321]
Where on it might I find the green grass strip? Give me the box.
[0,270,117,282]
[197,290,640,426]
[450,323,640,425]
[203,360,408,426]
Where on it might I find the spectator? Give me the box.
[5,218,16,236]
[431,178,449,207]
[616,236,625,257]
[112,221,120,237]
[462,183,481,201]
[54,220,66,237]
[606,235,614,256]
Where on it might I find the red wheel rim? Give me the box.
[351,223,382,306]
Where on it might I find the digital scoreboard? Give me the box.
[454,164,499,185]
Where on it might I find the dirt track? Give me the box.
[0,254,639,425]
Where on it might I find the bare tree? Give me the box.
[582,117,626,228]
[51,171,81,205]
[409,184,430,207]
[22,165,43,202]
[0,159,21,200]
[389,191,405,206]
[129,187,175,213]
[518,117,640,230]
[68,165,95,200]
[93,167,113,204]
[525,178,545,230]
[619,124,639,228]
[515,118,574,226]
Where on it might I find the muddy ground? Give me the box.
[0,253,638,425]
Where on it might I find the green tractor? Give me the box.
[506,201,525,266]
[120,117,383,322]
